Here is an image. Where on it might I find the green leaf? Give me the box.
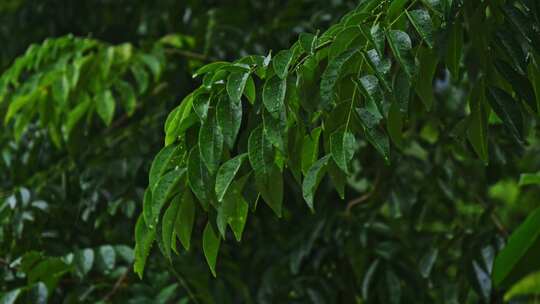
[414,47,438,110]
[272,49,294,79]
[131,63,149,93]
[387,100,404,148]
[96,89,115,126]
[302,155,331,211]
[330,127,356,174]
[202,222,220,277]
[134,215,155,278]
[486,87,523,143]
[419,248,438,278]
[73,248,94,277]
[357,107,390,162]
[493,206,540,287]
[301,127,322,175]
[219,181,249,241]
[193,93,210,121]
[445,23,463,79]
[387,30,416,80]
[193,61,230,78]
[299,33,317,54]
[149,143,184,189]
[165,93,196,145]
[142,188,153,230]
[504,271,540,301]
[263,75,287,118]
[519,172,540,186]
[115,80,136,115]
[217,96,242,149]
[199,109,224,173]
[248,126,282,216]
[161,194,181,260]
[227,72,250,102]
[150,168,186,227]
[387,0,409,23]
[357,75,383,114]
[263,108,287,152]
[174,190,195,251]
[248,126,274,176]
[52,74,69,107]
[495,60,537,113]
[65,94,91,139]
[187,147,214,210]
[467,82,489,164]
[97,245,116,272]
[406,9,434,48]
[140,53,162,81]
[0,289,21,304]
[363,49,392,92]
[320,48,358,109]
[244,76,256,104]
[215,153,247,202]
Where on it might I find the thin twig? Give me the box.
[345,171,381,215]
[100,269,129,302]
[168,261,200,304]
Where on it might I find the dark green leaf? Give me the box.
[199,109,223,173]
[215,153,247,202]
[406,9,434,48]
[486,87,523,143]
[150,168,186,226]
[187,147,214,210]
[217,96,242,149]
[302,155,330,211]
[227,72,250,102]
[387,30,416,80]
[320,48,358,109]
[202,222,220,277]
[330,127,356,173]
[263,75,287,118]
[272,49,294,79]
[174,190,195,251]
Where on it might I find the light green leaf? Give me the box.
[302,155,331,211]
[504,271,540,301]
[65,94,91,139]
[493,206,540,287]
[199,109,224,173]
[131,63,149,93]
[52,74,69,107]
[387,30,416,80]
[217,96,242,149]
[215,153,247,202]
[193,61,230,78]
[330,127,356,174]
[164,93,196,145]
[273,49,294,79]
[134,215,155,279]
[202,222,220,277]
[406,9,434,48]
[519,172,540,186]
[115,80,136,115]
[299,33,317,54]
[140,53,162,81]
[96,89,115,126]
[174,190,195,251]
[227,72,250,102]
[263,75,287,118]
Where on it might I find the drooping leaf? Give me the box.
[161,194,181,260]
[202,222,220,277]
[363,49,392,92]
[302,155,331,211]
[187,147,214,210]
[262,108,287,152]
[115,79,136,115]
[263,75,287,118]
[73,248,94,277]
[494,60,537,113]
[330,127,356,174]
[227,72,250,102]
[419,248,438,278]
[215,153,247,202]
[445,23,463,80]
[199,109,224,173]
[96,89,115,126]
[301,127,322,175]
[219,181,249,242]
[467,82,489,164]
[493,206,540,288]
[174,190,195,251]
[149,143,184,189]
[150,168,186,226]
[406,9,434,48]
[217,96,242,149]
[486,87,523,143]
[272,49,294,79]
[387,30,416,80]
[320,48,359,109]
[414,47,438,110]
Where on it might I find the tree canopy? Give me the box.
[1,0,540,303]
